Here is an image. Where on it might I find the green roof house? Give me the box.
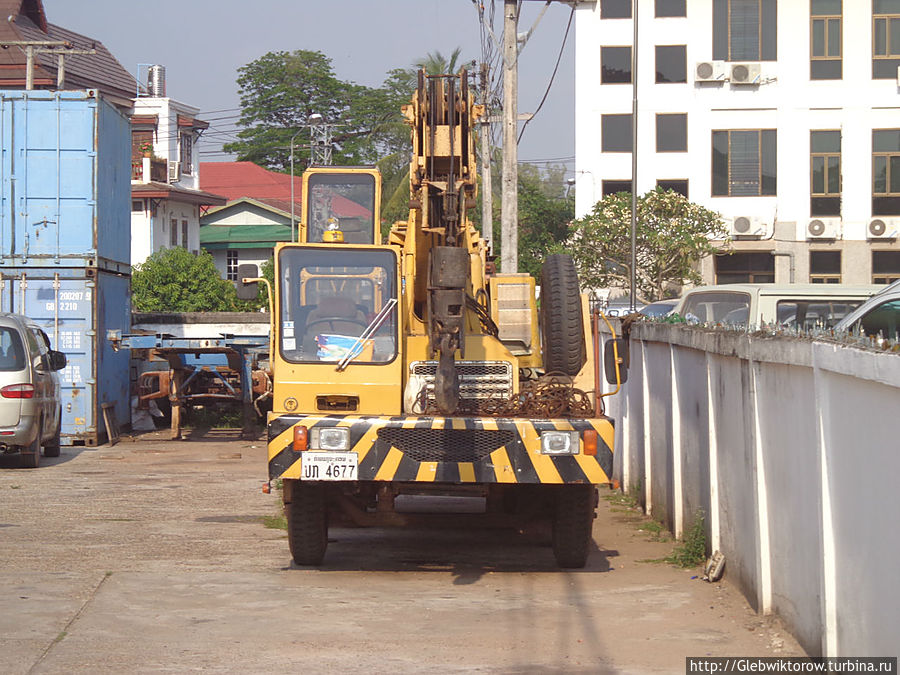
[200,197,295,281]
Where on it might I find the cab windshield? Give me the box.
[278,247,397,364]
[306,173,376,244]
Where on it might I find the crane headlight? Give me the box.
[540,430,580,455]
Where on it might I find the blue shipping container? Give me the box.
[2,267,131,445]
[0,90,130,270]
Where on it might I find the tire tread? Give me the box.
[287,482,328,566]
[541,254,585,376]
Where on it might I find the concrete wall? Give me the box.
[605,323,900,656]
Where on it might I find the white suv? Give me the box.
[0,313,66,468]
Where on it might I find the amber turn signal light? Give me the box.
[582,429,598,456]
[293,425,308,452]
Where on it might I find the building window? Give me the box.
[656,114,687,152]
[713,0,777,61]
[601,0,631,18]
[872,250,900,283]
[131,199,144,212]
[657,179,689,197]
[873,0,900,78]
[602,114,633,152]
[601,47,632,84]
[179,132,192,175]
[811,130,841,216]
[181,220,188,249]
[655,45,687,83]
[873,129,900,215]
[810,250,842,283]
[170,218,178,247]
[602,180,633,196]
[656,0,686,17]
[715,251,775,283]
[227,250,239,281]
[811,0,842,79]
[712,129,777,196]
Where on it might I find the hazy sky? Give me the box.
[41,0,576,172]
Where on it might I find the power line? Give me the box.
[517,4,574,144]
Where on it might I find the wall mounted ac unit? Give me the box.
[868,218,898,239]
[730,215,768,238]
[168,161,181,183]
[695,61,726,82]
[896,65,900,85]
[807,218,840,239]
[730,62,761,84]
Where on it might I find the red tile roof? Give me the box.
[199,162,303,207]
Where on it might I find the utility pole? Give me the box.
[501,0,518,274]
[480,62,493,255]
[630,0,639,311]
[0,41,95,90]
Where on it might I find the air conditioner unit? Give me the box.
[896,65,900,85]
[168,161,181,183]
[807,218,840,239]
[868,218,899,239]
[695,61,726,83]
[730,215,769,238]
[730,62,761,84]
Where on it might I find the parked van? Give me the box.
[674,284,881,329]
[833,280,900,340]
[0,313,66,468]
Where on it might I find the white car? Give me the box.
[674,284,880,329]
[0,313,66,468]
[833,280,900,341]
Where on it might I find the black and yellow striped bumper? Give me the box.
[267,414,614,485]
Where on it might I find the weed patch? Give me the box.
[261,514,287,530]
[665,513,706,568]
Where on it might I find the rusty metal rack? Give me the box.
[107,332,270,439]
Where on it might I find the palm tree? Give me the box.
[414,48,464,75]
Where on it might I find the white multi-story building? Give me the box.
[129,68,225,265]
[574,0,900,286]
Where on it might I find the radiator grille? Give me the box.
[377,427,515,463]
[409,360,513,402]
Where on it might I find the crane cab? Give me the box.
[300,167,382,245]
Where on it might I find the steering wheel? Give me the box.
[306,318,369,334]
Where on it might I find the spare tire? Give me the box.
[540,254,585,376]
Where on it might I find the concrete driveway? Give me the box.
[0,431,802,673]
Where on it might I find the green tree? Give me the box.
[515,164,574,277]
[132,248,238,312]
[478,159,573,276]
[563,189,728,302]
[224,50,398,171]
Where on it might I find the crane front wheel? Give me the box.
[287,482,328,566]
[552,485,596,568]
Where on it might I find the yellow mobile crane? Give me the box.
[238,71,625,568]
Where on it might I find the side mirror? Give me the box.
[236,263,260,301]
[603,338,628,385]
[49,350,67,371]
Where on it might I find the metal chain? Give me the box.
[424,373,594,418]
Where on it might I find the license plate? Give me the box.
[300,452,358,481]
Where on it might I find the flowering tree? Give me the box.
[563,189,729,302]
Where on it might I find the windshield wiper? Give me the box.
[335,298,398,371]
